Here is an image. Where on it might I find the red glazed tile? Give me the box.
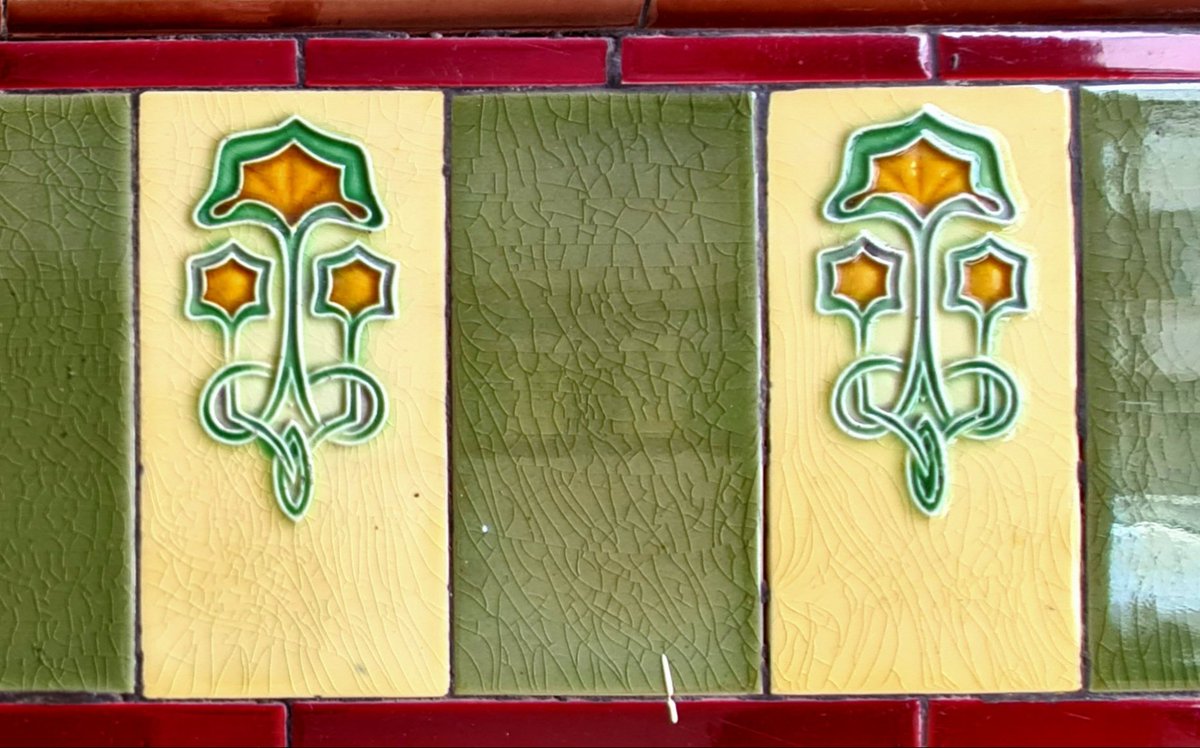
[929,700,1200,747]
[292,700,919,747]
[622,34,930,84]
[306,38,608,87]
[8,0,641,35]
[649,0,1200,26]
[0,703,286,747]
[0,40,297,89]
[939,32,1200,80]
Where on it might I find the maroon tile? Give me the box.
[939,32,1200,80]
[0,703,286,748]
[649,0,1200,26]
[8,0,641,35]
[622,34,930,84]
[929,700,1200,747]
[305,38,608,88]
[0,40,297,89]
[292,700,919,748]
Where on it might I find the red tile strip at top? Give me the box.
[929,700,1200,747]
[305,38,609,88]
[7,0,642,35]
[939,31,1200,80]
[0,703,287,748]
[621,34,930,84]
[291,700,921,748]
[0,40,298,89]
[649,0,1200,26]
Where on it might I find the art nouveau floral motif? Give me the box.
[817,105,1031,516]
[186,117,397,521]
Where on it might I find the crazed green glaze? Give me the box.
[1083,87,1200,690]
[0,95,133,691]
[451,93,761,695]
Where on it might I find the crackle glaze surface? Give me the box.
[1083,86,1200,691]
[138,91,448,698]
[766,86,1080,694]
[0,94,134,693]
[450,93,762,695]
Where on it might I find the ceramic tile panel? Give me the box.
[929,700,1200,747]
[7,0,643,34]
[1081,86,1200,691]
[451,93,761,695]
[293,700,920,747]
[647,0,1200,26]
[0,703,287,747]
[620,34,931,84]
[306,38,609,87]
[138,91,448,698]
[767,86,1080,694]
[0,94,134,693]
[939,32,1200,81]
[0,40,298,89]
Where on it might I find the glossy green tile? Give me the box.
[0,94,133,692]
[1083,86,1200,690]
[450,93,761,695]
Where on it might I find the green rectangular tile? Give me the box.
[450,93,761,695]
[0,95,133,692]
[1083,86,1200,690]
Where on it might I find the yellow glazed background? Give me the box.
[767,86,1080,694]
[139,91,448,698]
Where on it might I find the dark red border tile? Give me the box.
[649,0,1200,26]
[305,38,609,88]
[293,700,919,747]
[8,0,641,35]
[0,703,286,748]
[929,700,1200,747]
[0,40,297,89]
[939,32,1200,80]
[622,34,930,83]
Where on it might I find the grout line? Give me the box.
[918,697,930,746]
[926,31,941,82]
[1069,83,1091,694]
[285,701,294,747]
[296,36,307,87]
[1,0,7,39]
[637,0,653,29]
[606,36,621,87]
[442,90,457,698]
[130,91,144,701]
[753,87,771,697]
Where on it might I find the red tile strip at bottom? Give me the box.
[0,703,287,748]
[929,700,1200,747]
[305,38,610,88]
[292,700,920,748]
[621,34,930,84]
[647,0,1200,26]
[0,40,298,89]
[938,32,1200,80]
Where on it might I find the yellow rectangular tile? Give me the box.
[139,91,448,698]
[767,86,1080,694]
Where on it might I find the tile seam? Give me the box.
[918,697,929,747]
[1069,83,1091,696]
[443,89,457,699]
[130,91,143,701]
[754,87,771,697]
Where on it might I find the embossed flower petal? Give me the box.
[195,115,385,232]
[312,242,397,325]
[825,105,1016,229]
[186,240,273,329]
[944,235,1030,319]
[816,233,905,326]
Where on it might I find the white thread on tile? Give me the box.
[661,653,678,725]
